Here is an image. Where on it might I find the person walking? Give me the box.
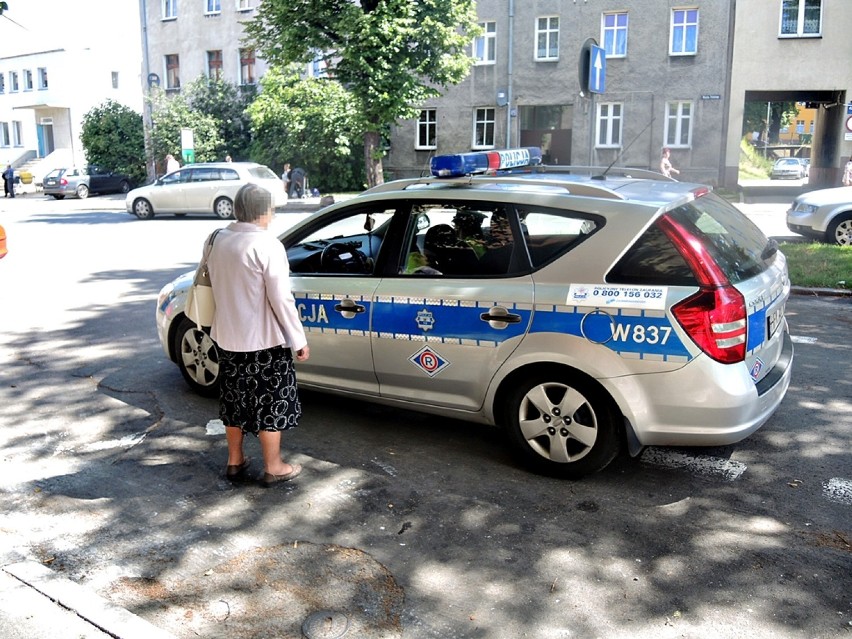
[660,147,680,179]
[3,164,15,198]
[205,183,310,487]
[843,156,852,187]
[165,154,180,174]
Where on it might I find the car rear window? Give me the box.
[249,166,278,180]
[609,193,772,286]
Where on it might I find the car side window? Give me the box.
[516,206,600,268]
[286,206,396,276]
[161,170,188,185]
[220,168,240,181]
[190,167,217,182]
[399,202,518,277]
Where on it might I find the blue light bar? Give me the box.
[431,147,543,178]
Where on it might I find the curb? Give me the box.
[790,286,852,297]
[2,561,177,639]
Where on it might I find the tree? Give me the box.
[183,77,255,161]
[248,68,364,192]
[742,101,799,144]
[244,0,480,187]
[148,88,225,171]
[80,100,146,185]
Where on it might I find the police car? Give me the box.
[156,148,793,478]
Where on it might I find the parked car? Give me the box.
[0,223,6,259]
[155,148,793,478]
[125,162,286,220]
[786,185,852,245]
[42,165,132,199]
[770,158,806,180]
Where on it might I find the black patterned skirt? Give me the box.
[218,344,302,435]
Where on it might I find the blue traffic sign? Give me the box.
[589,44,606,94]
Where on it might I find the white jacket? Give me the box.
[206,222,307,354]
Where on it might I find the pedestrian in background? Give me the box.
[166,154,180,174]
[281,162,291,195]
[843,156,852,186]
[3,164,14,198]
[206,183,310,487]
[660,147,680,179]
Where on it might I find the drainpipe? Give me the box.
[139,0,156,181]
[506,0,514,148]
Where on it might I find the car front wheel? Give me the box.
[76,184,89,199]
[173,315,220,398]
[119,180,131,193]
[503,370,621,478]
[827,214,852,246]
[133,198,155,220]
[214,197,234,219]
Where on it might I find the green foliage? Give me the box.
[248,68,364,191]
[149,88,225,170]
[780,241,852,289]
[182,77,255,161]
[738,138,774,180]
[80,100,146,185]
[244,0,480,184]
[0,2,8,14]
[741,101,799,143]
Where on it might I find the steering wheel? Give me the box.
[320,242,369,273]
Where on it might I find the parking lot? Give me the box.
[0,193,850,638]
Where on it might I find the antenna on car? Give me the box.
[593,116,656,180]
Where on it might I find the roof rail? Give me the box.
[364,174,626,200]
[530,165,676,182]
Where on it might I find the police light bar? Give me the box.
[431,147,543,178]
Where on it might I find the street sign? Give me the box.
[846,104,852,141]
[588,44,606,94]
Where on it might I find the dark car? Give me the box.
[43,165,132,199]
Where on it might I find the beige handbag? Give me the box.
[186,229,222,329]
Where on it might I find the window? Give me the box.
[240,48,256,85]
[112,71,120,89]
[162,0,177,19]
[205,0,221,14]
[670,9,698,55]
[12,121,22,146]
[23,69,33,91]
[9,71,19,92]
[535,16,559,61]
[664,101,692,147]
[207,50,223,80]
[473,108,495,149]
[165,54,180,90]
[602,12,628,57]
[780,0,821,37]
[519,207,600,269]
[236,0,252,10]
[38,67,48,89]
[0,122,9,146]
[596,102,622,148]
[0,75,5,94]
[473,21,496,64]
[416,109,437,150]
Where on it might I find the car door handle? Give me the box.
[480,308,521,324]
[334,301,366,314]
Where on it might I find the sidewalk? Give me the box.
[0,561,176,639]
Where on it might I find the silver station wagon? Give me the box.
[156,148,793,477]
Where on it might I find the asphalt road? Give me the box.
[0,193,850,639]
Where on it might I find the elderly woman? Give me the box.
[205,183,310,487]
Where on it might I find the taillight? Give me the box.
[60,178,68,186]
[671,286,746,363]
[658,213,747,364]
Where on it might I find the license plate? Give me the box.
[767,304,784,339]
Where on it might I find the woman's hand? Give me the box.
[295,345,310,362]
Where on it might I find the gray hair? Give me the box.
[234,183,272,223]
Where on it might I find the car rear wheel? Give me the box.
[76,184,89,199]
[214,197,234,219]
[827,214,852,246]
[173,315,220,398]
[133,198,155,220]
[119,180,131,193]
[503,370,621,478]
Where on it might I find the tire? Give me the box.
[502,370,621,478]
[826,214,852,246]
[76,184,89,199]
[119,180,131,194]
[52,194,65,200]
[133,198,155,220]
[214,197,234,219]
[172,315,220,398]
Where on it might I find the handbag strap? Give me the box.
[194,228,223,283]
